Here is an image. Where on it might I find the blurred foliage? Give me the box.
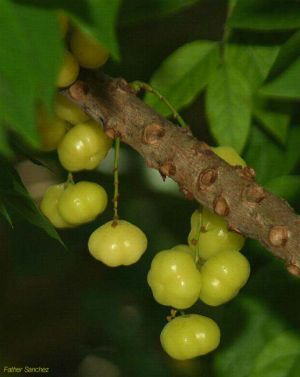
[0,0,300,376]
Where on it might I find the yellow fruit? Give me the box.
[212,146,246,167]
[70,28,109,69]
[57,120,112,171]
[196,208,245,260]
[172,244,195,259]
[160,314,220,360]
[40,184,72,228]
[55,93,89,125]
[38,109,68,152]
[58,181,107,225]
[199,250,250,306]
[147,249,202,309]
[57,50,79,88]
[88,220,148,267]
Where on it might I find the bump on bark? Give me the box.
[228,223,242,235]
[179,186,194,200]
[243,184,266,204]
[269,225,289,247]
[69,80,89,100]
[198,168,218,189]
[159,162,176,177]
[238,166,256,180]
[105,128,118,139]
[142,123,165,145]
[213,195,230,216]
[286,263,300,277]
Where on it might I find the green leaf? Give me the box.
[229,0,300,31]
[205,64,252,153]
[265,175,300,204]
[214,296,286,377]
[145,40,219,117]
[244,125,300,183]
[225,44,279,91]
[121,0,201,26]
[0,159,64,245]
[0,0,63,152]
[249,332,300,377]
[260,30,300,99]
[253,97,290,144]
[268,30,300,79]
[259,59,300,99]
[15,0,121,60]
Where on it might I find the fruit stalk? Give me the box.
[63,72,300,276]
[113,137,120,222]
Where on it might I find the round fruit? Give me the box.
[147,249,202,309]
[55,93,89,125]
[57,120,112,171]
[38,111,68,152]
[40,184,72,228]
[58,181,108,225]
[212,146,246,167]
[57,50,79,88]
[160,314,220,360]
[70,29,109,69]
[196,208,245,260]
[172,244,195,258]
[88,220,148,267]
[199,250,250,306]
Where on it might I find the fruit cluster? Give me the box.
[39,13,148,268]
[147,146,250,360]
[36,16,250,362]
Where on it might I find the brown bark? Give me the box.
[63,72,300,276]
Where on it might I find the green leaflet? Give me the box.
[249,332,300,377]
[244,125,300,183]
[145,40,219,117]
[205,64,252,153]
[0,0,63,153]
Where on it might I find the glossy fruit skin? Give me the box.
[57,50,79,88]
[38,112,68,152]
[172,244,195,259]
[57,120,112,171]
[88,220,148,267]
[70,29,109,69]
[58,181,108,225]
[40,184,72,228]
[160,314,221,360]
[147,249,202,309]
[55,93,89,125]
[212,146,246,167]
[199,250,250,306]
[197,208,245,260]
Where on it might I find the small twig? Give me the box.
[131,81,187,129]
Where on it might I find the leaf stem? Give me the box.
[113,137,120,222]
[131,81,187,128]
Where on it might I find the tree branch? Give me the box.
[63,72,300,276]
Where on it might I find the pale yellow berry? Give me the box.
[70,29,109,69]
[57,50,79,88]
